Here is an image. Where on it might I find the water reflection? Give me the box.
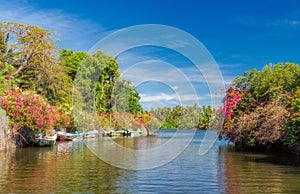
[85,130,194,170]
[0,142,130,193]
[220,146,300,193]
[0,131,300,193]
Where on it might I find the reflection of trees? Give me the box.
[0,150,15,191]
[0,142,127,193]
[220,147,300,193]
[1,147,57,192]
[112,136,158,150]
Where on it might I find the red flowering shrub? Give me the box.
[0,90,56,132]
[221,87,244,135]
[224,87,243,119]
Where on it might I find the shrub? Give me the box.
[229,101,288,147]
[0,90,56,133]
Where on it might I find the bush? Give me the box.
[231,101,288,147]
[0,90,56,133]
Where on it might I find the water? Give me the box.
[1,130,300,193]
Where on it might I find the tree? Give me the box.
[94,51,120,114]
[59,49,88,80]
[150,104,214,130]
[198,105,214,129]
[111,80,143,114]
[0,22,72,107]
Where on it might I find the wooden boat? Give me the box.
[57,131,84,141]
[103,129,142,137]
[57,131,74,141]
[34,134,57,147]
[129,129,142,137]
[83,130,99,139]
[110,130,125,137]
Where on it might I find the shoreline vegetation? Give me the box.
[219,62,300,155]
[0,22,213,149]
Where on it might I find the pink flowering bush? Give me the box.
[221,87,244,135]
[224,87,242,119]
[0,90,56,133]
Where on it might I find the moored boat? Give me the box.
[83,130,99,139]
[103,129,142,137]
[57,131,74,141]
[129,129,142,137]
[57,131,84,141]
[33,133,57,147]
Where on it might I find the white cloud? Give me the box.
[140,93,177,102]
[140,93,209,103]
[0,0,105,51]
[265,19,300,28]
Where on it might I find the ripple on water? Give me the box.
[0,130,300,193]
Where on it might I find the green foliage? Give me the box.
[234,63,300,104]
[112,80,143,114]
[0,22,73,109]
[285,88,300,150]
[221,62,300,152]
[0,62,14,95]
[145,116,161,131]
[94,51,120,113]
[73,54,101,113]
[59,49,88,80]
[150,104,214,130]
[161,120,176,129]
[198,105,214,129]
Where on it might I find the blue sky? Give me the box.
[1,0,300,109]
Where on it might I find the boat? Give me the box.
[57,131,83,141]
[103,129,142,137]
[33,133,57,147]
[129,129,143,137]
[57,131,74,141]
[72,132,84,141]
[83,130,99,139]
[111,130,126,137]
[105,130,129,137]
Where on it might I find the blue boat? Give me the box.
[34,134,57,147]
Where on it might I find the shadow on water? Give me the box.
[219,145,300,193]
[224,144,300,167]
[254,153,300,167]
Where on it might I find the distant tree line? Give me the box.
[150,104,215,130]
